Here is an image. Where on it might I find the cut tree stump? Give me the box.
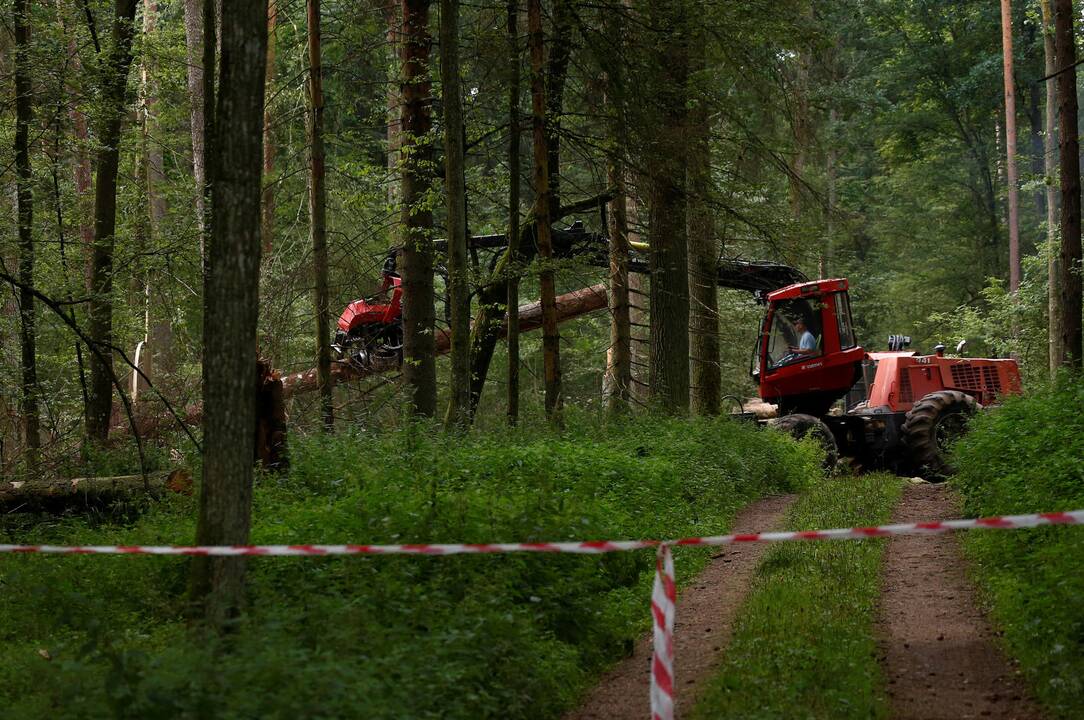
[0,469,192,512]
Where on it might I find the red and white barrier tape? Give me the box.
[2,508,1081,720]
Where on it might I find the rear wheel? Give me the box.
[902,390,978,480]
[767,413,838,473]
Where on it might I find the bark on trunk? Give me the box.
[441,0,470,428]
[687,52,720,416]
[602,8,631,416]
[142,0,174,383]
[0,470,193,512]
[1041,0,1062,373]
[86,0,140,444]
[307,0,334,431]
[383,2,401,207]
[14,0,39,465]
[544,0,572,215]
[647,2,690,415]
[529,0,562,424]
[1000,0,1021,294]
[1054,0,1082,369]
[184,0,208,260]
[262,0,277,253]
[188,0,268,628]
[505,0,521,425]
[399,0,437,417]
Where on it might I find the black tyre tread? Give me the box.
[902,390,978,479]
[768,413,839,472]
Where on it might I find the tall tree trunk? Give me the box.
[14,0,39,466]
[142,0,174,384]
[602,7,630,416]
[544,0,572,215]
[506,0,521,426]
[384,2,401,207]
[647,2,690,415]
[687,46,719,416]
[184,0,208,262]
[1041,0,1062,373]
[529,0,561,424]
[307,0,333,430]
[86,0,139,444]
[441,0,469,428]
[188,0,268,628]
[1000,0,1021,294]
[1054,0,1082,369]
[262,0,277,254]
[627,192,649,405]
[400,0,437,416]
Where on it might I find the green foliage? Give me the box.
[953,380,1084,718]
[0,415,818,719]
[691,473,902,720]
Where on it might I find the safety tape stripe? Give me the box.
[3,508,1081,720]
[1,509,1079,557]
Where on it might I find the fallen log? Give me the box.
[280,282,608,397]
[0,469,192,512]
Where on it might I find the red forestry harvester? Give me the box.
[748,277,1021,477]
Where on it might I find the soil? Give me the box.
[564,493,796,720]
[877,483,1042,720]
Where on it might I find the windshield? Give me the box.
[766,298,823,370]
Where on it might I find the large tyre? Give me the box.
[902,390,979,480]
[768,413,838,472]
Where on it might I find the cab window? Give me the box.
[766,298,823,370]
[834,292,856,350]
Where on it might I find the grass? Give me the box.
[690,472,902,720]
[0,413,819,720]
[952,379,1084,718]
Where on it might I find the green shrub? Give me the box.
[952,379,1084,718]
[0,414,818,720]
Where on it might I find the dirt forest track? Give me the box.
[878,483,1042,720]
[563,494,797,720]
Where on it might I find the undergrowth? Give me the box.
[953,378,1084,718]
[691,472,901,720]
[0,414,818,720]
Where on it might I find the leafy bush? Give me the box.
[952,379,1084,718]
[0,414,818,720]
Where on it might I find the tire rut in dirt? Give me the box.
[563,494,797,720]
[877,484,1042,720]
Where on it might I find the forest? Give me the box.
[1,0,1083,718]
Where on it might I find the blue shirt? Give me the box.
[799,330,816,351]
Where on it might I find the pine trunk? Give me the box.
[506,0,521,426]
[14,0,39,465]
[399,0,437,417]
[262,0,277,254]
[184,0,208,259]
[544,0,572,215]
[529,0,562,424]
[86,0,139,444]
[1054,0,1082,369]
[307,0,334,431]
[687,71,719,416]
[188,0,268,628]
[383,2,401,207]
[441,0,470,429]
[1000,0,1021,294]
[647,3,690,415]
[1041,0,1063,373]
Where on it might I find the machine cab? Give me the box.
[751,279,865,415]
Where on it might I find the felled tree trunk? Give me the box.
[0,469,192,512]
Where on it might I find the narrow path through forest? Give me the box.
[564,493,796,720]
[877,483,1042,720]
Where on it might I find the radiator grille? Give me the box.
[950,364,1002,395]
[899,370,913,403]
